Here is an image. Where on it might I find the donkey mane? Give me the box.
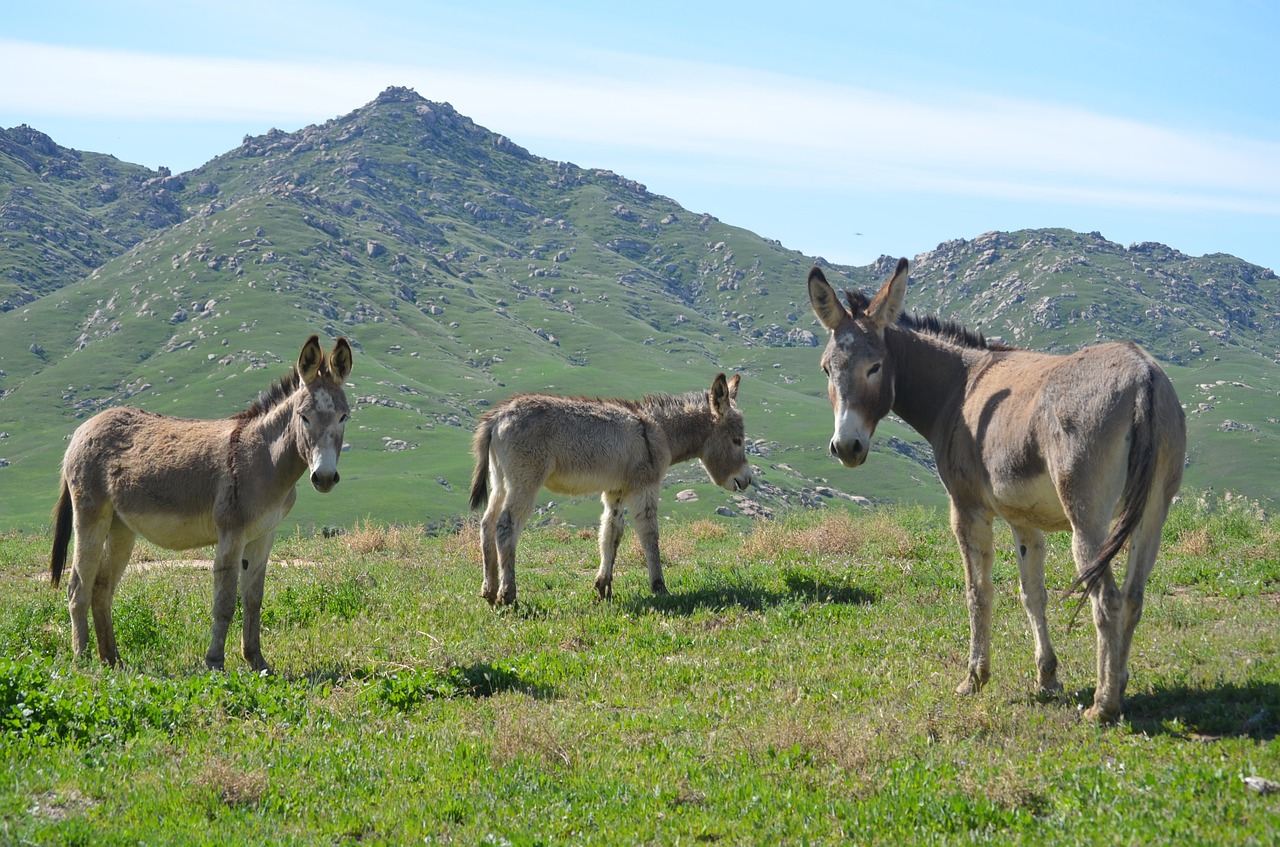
[844,289,1016,352]
[233,368,303,422]
[621,388,711,416]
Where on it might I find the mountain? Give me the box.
[0,124,185,310]
[1,87,1277,532]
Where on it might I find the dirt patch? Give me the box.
[129,558,320,573]
[29,788,97,821]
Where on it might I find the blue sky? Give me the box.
[3,1,1278,271]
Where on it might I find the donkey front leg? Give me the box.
[238,531,276,673]
[206,534,247,671]
[595,492,625,600]
[951,504,995,696]
[627,487,667,595]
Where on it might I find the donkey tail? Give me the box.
[468,417,493,512]
[1068,365,1159,604]
[51,479,73,588]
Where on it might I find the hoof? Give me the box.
[1084,703,1122,724]
[1037,678,1064,698]
[594,580,613,601]
[955,671,988,696]
[651,579,668,596]
[495,586,517,607]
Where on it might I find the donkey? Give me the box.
[51,335,353,672]
[809,258,1185,722]
[469,373,753,606]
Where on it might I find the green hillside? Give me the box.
[1,88,1276,532]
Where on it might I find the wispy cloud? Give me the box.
[4,38,1278,217]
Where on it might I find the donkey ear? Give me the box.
[710,372,731,418]
[808,267,848,331]
[727,373,741,401]
[297,335,324,383]
[328,337,353,383]
[865,258,908,331]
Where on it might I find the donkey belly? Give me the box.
[544,467,619,497]
[991,473,1071,532]
[119,510,219,551]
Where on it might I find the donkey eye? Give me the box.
[821,365,830,376]
[340,414,350,423]
[300,413,311,425]
[867,363,881,377]
[733,438,743,446]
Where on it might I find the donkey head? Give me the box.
[293,335,354,492]
[701,373,753,492]
[808,258,908,468]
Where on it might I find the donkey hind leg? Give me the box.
[595,492,626,601]
[1086,502,1169,723]
[1010,525,1061,695]
[479,467,507,604]
[238,531,276,673]
[627,488,667,595]
[1065,516,1124,723]
[1110,514,1168,712]
[951,503,996,696]
[494,487,537,607]
[90,520,137,667]
[66,499,113,663]
[206,532,248,671]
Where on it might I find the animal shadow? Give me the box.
[624,570,878,616]
[1122,680,1280,739]
[290,660,555,701]
[460,661,556,700]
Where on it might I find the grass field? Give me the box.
[2,494,1278,845]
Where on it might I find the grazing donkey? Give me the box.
[809,258,1185,722]
[51,335,353,672]
[469,373,753,606]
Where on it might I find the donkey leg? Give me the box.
[90,520,136,667]
[1065,522,1125,723]
[67,501,112,663]
[1093,512,1167,722]
[627,488,666,595]
[206,534,247,671]
[1010,525,1061,695]
[495,492,536,607]
[479,477,506,604]
[595,492,626,600]
[951,504,996,696]
[239,531,275,673]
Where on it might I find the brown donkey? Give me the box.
[51,335,353,672]
[809,258,1185,722]
[469,373,752,606]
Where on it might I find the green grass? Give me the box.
[2,495,1278,844]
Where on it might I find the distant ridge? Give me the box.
[1,88,1276,529]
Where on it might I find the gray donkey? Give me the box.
[469,373,752,606]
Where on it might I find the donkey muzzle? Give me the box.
[311,469,340,492]
[830,437,867,468]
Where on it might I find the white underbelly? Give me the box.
[992,475,1070,531]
